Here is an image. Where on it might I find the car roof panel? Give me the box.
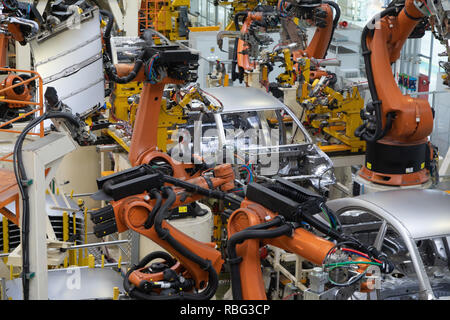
[203,86,288,113]
[327,189,450,240]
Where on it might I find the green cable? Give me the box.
[321,207,334,230]
[325,261,382,268]
[327,265,367,287]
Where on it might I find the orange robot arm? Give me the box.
[227,200,335,300]
[236,12,264,72]
[364,0,432,144]
[234,10,278,82]
[226,180,393,300]
[356,0,437,186]
[98,38,237,299]
[91,163,237,299]
[277,1,340,82]
[291,2,338,61]
[112,64,186,166]
[108,43,199,169]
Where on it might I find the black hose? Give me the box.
[123,251,178,299]
[123,264,182,300]
[14,111,82,300]
[99,9,114,61]
[98,9,127,95]
[227,223,293,300]
[138,187,219,300]
[357,7,398,142]
[144,189,162,229]
[323,0,341,59]
[153,188,177,237]
[136,251,176,269]
[99,9,146,85]
[234,11,248,31]
[106,54,145,84]
[231,37,239,82]
[245,215,285,231]
[300,210,341,238]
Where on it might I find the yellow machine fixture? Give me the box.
[263,50,365,154]
[216,0,279,31]
[106,84,221,153]
[109,82,143,123]
[139,0,191,40]
[106,92,186,153]
[300,77,366,153]
[274,48,296,86]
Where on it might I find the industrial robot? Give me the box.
[229,0,340,85]
[354,0,450,193]
[90,152,394,300]
[88,26,394,300]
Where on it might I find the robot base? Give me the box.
[353,173,432,195]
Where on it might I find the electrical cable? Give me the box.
[323,1,341,59]
[123,251,182,300]
[99,9,146,85]
[147,53,160,83]
[99,9,114,62]
[234,11,248,31]
[341,248,383,264]
[152,187,219,300]
[325,261,383,268]
[355,6,398,142]
[13,111,82,300]
[227,219,292,300]
[327,265,367,287]
[1,0,18,11]
[143,189,162,229]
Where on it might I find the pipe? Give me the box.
[129,187,219,300]
[234,11,248,31]
[68,239,129,250]
[106,54,145,84]
[356,7,398,142]
[134,251,176,270]
[323,0,341,58]
[99,9,114,64]
[144,189,162,229]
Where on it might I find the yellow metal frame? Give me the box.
[139,0,191,41]
[109,82,143,123]
[218,0,278,31]
[189,26,221,32]
[292,58,366,153]
[304,85,366,153]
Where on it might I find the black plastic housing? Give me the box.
[246,183,299,221]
